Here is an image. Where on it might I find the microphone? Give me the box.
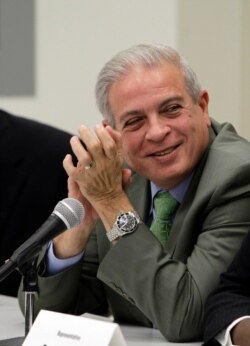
[0,197,85,282]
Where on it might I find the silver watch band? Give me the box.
[106,225,120,241]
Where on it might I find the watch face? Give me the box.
[117,212,137,233]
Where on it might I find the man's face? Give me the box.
[108,63,211,189]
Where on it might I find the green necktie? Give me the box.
[150,191,179,246]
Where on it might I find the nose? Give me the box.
[145,115,171,142]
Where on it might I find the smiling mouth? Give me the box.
[151,145,178,157]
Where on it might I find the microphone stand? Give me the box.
[22,259,38,337]
[0,258,38,346]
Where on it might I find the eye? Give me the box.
[161,104,182,116]
[123,116,144,129]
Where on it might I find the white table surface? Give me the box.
[0,294,201,346]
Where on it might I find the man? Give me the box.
[18,44,250,341]
[203,230,250,346]
[0,108,72,297]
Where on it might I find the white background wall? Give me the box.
[178,0,242,131]
[0,0,249,138]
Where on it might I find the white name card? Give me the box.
[23,309,127,346]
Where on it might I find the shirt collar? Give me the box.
[150,173,193,204]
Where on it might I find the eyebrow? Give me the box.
[119,109,144,124]
[158,96,184,110]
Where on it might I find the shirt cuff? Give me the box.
[46,241,84,275]
[216,315,250,346]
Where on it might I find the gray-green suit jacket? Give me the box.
[18,119,250,342]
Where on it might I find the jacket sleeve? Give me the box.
[203,230,250,342]
[18,233,109,319]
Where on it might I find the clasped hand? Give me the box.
[53,123,132,258]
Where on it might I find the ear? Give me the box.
[199,90,211,127]
[199,90,209,110]
[102,119,109,127]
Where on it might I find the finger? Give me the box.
[77,125,103,160]
[63,154,77,176]
[105,125,123,155]
[70,135,90,161]
[95,124,122,160]
[105,125,121,142]
[70,135,97,174]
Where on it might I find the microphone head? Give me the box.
[53,198,85,229]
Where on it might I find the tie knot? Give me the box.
[153,191,179,219]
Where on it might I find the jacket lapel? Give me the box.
[166,126,217,256]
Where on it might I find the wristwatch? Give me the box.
[107,211,141,242]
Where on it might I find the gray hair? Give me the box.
[95,44,202,126]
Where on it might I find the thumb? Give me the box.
[122,168,132,190]
[67,177,80,199]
